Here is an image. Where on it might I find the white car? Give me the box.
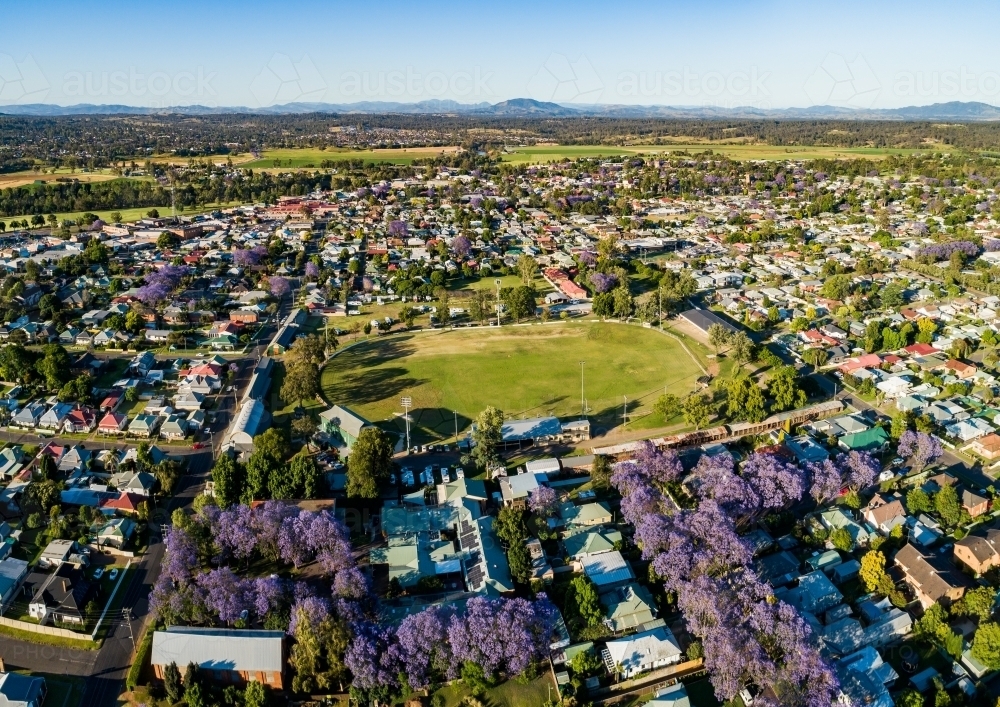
[455,467,465,479]
[440,468,451,483]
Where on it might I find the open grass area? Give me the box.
[240,146,461,169]
[321,321,707,445]
[16,672,87,706]
[0,201,239,228]
[0,168,141,190]
[500,143,928,164]
[430,673,556,707]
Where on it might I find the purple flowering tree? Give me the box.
[389,607,456,688]
[196,567,251,624]
[633,441,683,484]
[304,261,320,279]
[897,430,942,471]
[839,450,879,489]
[805,459,842,505]
[589,272,618,293]
[741,452,805,515]
[387,220,408,237]
[451,235,472,259]
[345,620,401,690]
[234,247,264,267]
[527,485,558,516]
[448,595,557,680]
[268,276,290,298]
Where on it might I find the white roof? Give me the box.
[604,626,682,673]
[581,551,634,587]
[524,458,561,475]
[151,627,284,673]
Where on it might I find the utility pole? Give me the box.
[579,361,586,417]
[122,608,135,652]
[494,278,502,327]
[453,410,458,443]
[401,397,412,452]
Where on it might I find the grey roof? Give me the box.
[679,308,738,334]
[151,627,284,673]
[499,416,562,442]
[320,405,370,439]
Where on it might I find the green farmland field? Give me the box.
[239,146,461,169]
[500,143,927,164]
[320,321,706,445]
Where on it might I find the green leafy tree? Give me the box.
[591,455,611,490]
[346,427,393,498]
[830,527,854,552]
[566,576,604,628]
[471,406,504,469]
[725,376,766,423]
[683,394,712,430]
[859,550,887,592]
[935,485,963,527]
[244,680,268,707]
[163,661,183,702]
[768,366,807,413]
[243,429,289,503]
[972,622,1000,669]
[729,331,754,365]
[954,586,996,622]
[516,254,538,285]
[653,393,681,421]
[495,506,531,584]
[212,454,244,508]
[707,323,730,354]
[906,488,932,515]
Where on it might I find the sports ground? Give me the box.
[320,321,706,445]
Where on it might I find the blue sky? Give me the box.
[2,0,999,109]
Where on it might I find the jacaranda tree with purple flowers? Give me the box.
[897,430,943,471]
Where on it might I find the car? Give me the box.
[440,468,451,483]
[389,473,397,486]
[108,568,119,581]
[455,467,465,479]
[92,567,104,580]
[443,444,451,453]
[891,457,904,467]
[192,442,205,449]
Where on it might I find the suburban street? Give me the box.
[0,349,255,706]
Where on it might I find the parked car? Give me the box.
[92,567,104,580]
[440,468,451,483]
[455,467,465,479]
[108,568,119,581]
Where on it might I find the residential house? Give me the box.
[62,407,96,434]
[28,563,89,624]
[151,627,285,689]
[944,359,977,379]
[11,402,44,429]
[894,544,967,608]
[862,494,908,535]
[962,490,990,518]
[561,501,613,528]
[128,413,162,438]
[159,415,188,440]
[970,433,1000,460]
[97,412,128,434]
[954,529,1000,575]
[95,517,136,549]
[602,583,657,633]
[0,671,46,707]
[602,625,683,679]
[563,527,622,560]
[581,551,634,590]
[38,403,73,431]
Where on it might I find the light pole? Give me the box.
[494,278,502,327]
[401,396,412,452]
[453,410,458,444]
[579,361,586,417]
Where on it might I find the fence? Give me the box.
[0,615,94,642]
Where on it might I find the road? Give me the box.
[0,350,257,705]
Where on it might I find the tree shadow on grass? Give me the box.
[324,366,426,408]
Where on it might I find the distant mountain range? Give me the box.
[4,98,1000,120]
